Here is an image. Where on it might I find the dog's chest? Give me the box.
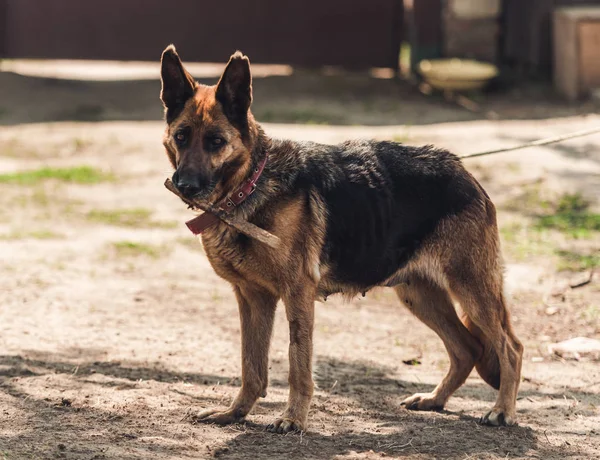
[201,226,255,281]
[200,223,290,292]
[199,196,311,292]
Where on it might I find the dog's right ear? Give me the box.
[160,45,196,121]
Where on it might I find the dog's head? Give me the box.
[160,45,260,203]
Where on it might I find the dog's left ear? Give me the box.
[160,45,197,121]
[215,51,252,128]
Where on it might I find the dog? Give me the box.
[159,45,523,433]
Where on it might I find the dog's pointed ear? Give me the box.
[215,51,252,128]
[160,45,196,119]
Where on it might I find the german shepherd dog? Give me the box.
[159,45,523,433]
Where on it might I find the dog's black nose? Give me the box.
[173,170,203,198]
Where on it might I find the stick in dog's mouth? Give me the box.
[164,178,280,248]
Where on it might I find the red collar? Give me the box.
[185,153,268,235]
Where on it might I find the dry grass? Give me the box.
[87,208,177,229]
[108,241,169,259]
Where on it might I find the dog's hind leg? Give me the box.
[195,284,278,425]
[448,273,523,426]
[395,276,483,411]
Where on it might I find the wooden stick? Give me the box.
[164,178,280,248]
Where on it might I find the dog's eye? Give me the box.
[207,136,226,149]
[174,129,189,147]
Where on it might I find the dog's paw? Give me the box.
[480,408,517,427]
[192,408,243,425]
[400,392,445,411]
[266,417,305,434]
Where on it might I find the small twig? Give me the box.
[398,438,414,450]
[164,178,280,248]
[382,438,414,450]
[543,430,552,445]
[181,407,194,422]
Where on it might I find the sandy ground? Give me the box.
[0,68,599,459]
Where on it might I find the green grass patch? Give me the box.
[392,134,410,143]
[0,166,112,185]
[537,213,600,238]
[504,189,599,239]
[72,137,93,152]
[0,229,64,240]
[176,236,204,252]
[87,208,176,229]
[501,219,598,271]
[499,222,522,245]
[506,162,521,173]
[7,189,83,222]
[12,188,52,207]
[211,290,223,302]
[581,305,599,322]
[555,250,599,272]
[111,241,166,259]
[534,193,600,238]
[502,183,552,213]
[499,222,553,261]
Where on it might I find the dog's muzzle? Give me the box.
[172,169,210,199]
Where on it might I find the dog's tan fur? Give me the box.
[159,46,523,433]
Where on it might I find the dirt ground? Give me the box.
[0,66,599,459]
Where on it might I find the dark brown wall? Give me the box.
[503,0,600,74]
[0,0,7,57]
[406,0,443,69]
[0,0,403,69]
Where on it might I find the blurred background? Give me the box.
[2,0,600,123]
[0,1,599,459]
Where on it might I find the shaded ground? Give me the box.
[1,59,600,126]
[0,66,599,459]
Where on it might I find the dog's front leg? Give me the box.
[195,284,278,425]
[267,287,315,434]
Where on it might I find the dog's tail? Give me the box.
[463,315,501,390]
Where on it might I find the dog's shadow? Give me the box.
[311,356,492,415]
[213,420,540,459]
[244,356,588,459]
[0,352,592,459]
